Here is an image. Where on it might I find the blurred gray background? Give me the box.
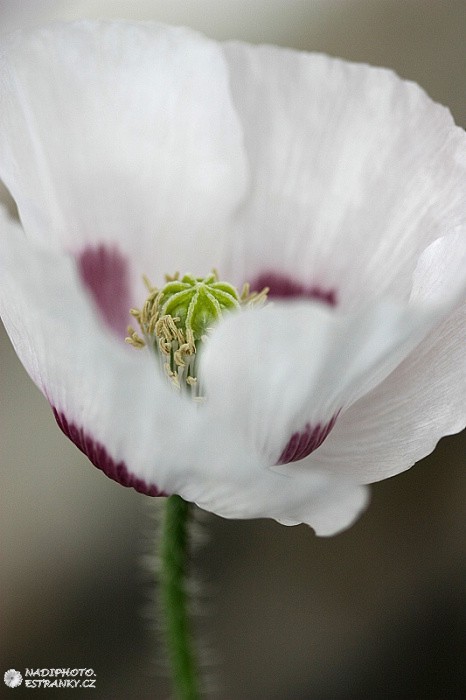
[1,2,465,698]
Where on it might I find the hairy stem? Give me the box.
[160,495,200,700]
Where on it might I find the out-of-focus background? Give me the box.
[1,2,465,698]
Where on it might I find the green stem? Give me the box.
[160,495,200,700]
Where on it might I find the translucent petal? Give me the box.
[221,42,466,307]
[0,21,247,285]
[311,300,466,484]
[0,209,365,533]
[201,299,445,465]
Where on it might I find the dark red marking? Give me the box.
[277,415,338,465]
[53,408,167,497]
[251,272,337,306]
[77,245,132,338]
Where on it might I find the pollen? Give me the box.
[126,270,268,394]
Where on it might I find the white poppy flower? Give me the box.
[0,21,464,536]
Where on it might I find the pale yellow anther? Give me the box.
[240,282,250,301]
[163,362,180,387]
[158,338,172,355]
[173,349,185,367]
[125,326,146,349]
[142,274,155,292]
[148,316,158,335]
[241,285,269,307]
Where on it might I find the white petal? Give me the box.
[410,232,466,306]
[221,42,466,307]
[0,21,247,279]
[0,208,366,533]
[200,298,441,466]
[0,212,197,495]
[182,454,370,537]
[2,26,464,533]
[310,300,466,484]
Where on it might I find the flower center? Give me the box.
[126,270,268,396]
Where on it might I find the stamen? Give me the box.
[125,326,146,349]
[126,269,268,395]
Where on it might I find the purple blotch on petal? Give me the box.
[251,271,337,306]
[53,408,167,497]
[277,415,338,465]
[77,245,132,338]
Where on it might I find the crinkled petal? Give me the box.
[182,451,370,537]
[200,297,444,466]
[410,231,466,305]
[0,212,198,495]
[236,232,466,482]
[309,299,465,483]
[0,21,247,281]
[221,42,466,306]
[0,207,365,533]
